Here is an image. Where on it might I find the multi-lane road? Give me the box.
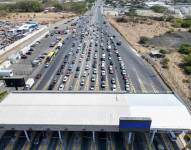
[0,1,182,150]
[31,1,168,93]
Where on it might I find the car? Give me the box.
[101,70,106,76]
[74,72,79,78]
[66,71,70,76]
[121,70,126,75]
[89,86,95,90]
[111,84,116,91]
[109,69,114,74]
[29,48,34,52]
[21,55,27,59]
[53,79,57,84]
[35,73,41,79]
[116,41,122,46]
[57,70,61,75]
[33,133,42,145]
[68,65,73,71]
[91,76,96,82]
[80,79,85,86]
[86,57,90,61]
[44,63,49,68]
[50,42,56,47]
[48,83,54,90]
[76,66,80,71]
[123,75,128,80]
[101,82,106,88]
[92,64,96,68]
[168,132,177,142]
[93,69,97,75]
[118,57,122,61]
[85,65,89,70]
[59,84,65,91]
[72,60,75,64]
[63,76,68,83]
[111,78,116,84]
[83,71,87,77]
[125,82,130,91]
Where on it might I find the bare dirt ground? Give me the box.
[107,15,191,100]
[107,16,171,53]
[0,12,76,25]
[148,31,191,48]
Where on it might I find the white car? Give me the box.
[63,76,68,83]
[59,84,64,91]
[44,63,49,68]
[112,84,116,91]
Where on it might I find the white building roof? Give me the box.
[0,92,190,131]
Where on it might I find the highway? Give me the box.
[30,0,168,93]
[0,0,183,150]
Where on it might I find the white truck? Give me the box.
[0,69,13,77]
[25,78,35,90]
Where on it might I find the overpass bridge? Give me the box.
[0,91,190,146]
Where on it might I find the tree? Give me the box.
[15,0,43,12]
[151,5,167,13]
[53,2,63,11]
[178,43,191,54]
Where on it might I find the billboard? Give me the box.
[119,117,151,132]
[2,77,25,89]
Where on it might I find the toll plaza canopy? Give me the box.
[0,92,190,132]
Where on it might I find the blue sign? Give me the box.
[119,117,151,131]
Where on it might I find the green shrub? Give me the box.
[53,2,63,11]
[166,16,175,22]
[172,18,191,28]
[181,19,191,28]
[151,5,167,13]
[116,17,128,23]
[0,0,43,12]
[178,43,191,54]
[184,54,191,66]
[127,8,137,16]
[0,91,8,102]
[62,2,87,14]
[160,49,168,54]
[184,66,191,74]
[182,54,191,74]
[15,0,43,12]
[139,36,149,44]
[167,28,175,33]
[161,57,169,68]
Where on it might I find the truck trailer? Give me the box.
[0,69,13,77]
[25,78,35,90]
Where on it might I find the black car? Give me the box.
[116,41,122,46]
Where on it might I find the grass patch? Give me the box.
[172,18,191,28]
[0,91,8,102]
